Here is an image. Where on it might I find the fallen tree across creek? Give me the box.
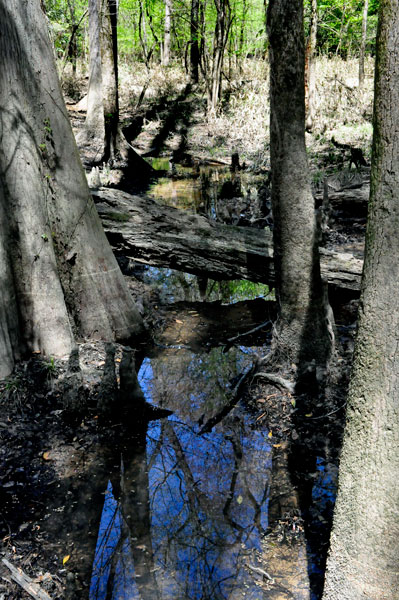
[93,188,363,293]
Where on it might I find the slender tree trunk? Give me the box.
[209,0,231,112]
[323,3,399,598]
[267,0,332,369]
[77,0,153,176]
[162,0,172,66]
[66,0,78,74]
[190,0,200,82]
[0,0,144,379]
[359,0,369,86]
[305,0,318,131]
[100,0,119,162]
[139,0,149,63]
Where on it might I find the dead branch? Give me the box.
[2,558,53,600]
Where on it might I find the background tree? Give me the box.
[190,0,200,82]
[162,0,172,65]
[359,0,369,85]
[0,0,144,379]
[267,0,332,371]
[323,1,399,597]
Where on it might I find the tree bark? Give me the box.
[305,0,318,131]
[267,0,332,367]
[0,0,144,379]
[76,0,153,177]
[208,0,231,112]
[359,0,369,87]
[323,2,399,598]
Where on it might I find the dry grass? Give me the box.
[62,55,375,170]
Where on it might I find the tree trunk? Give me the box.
[323,3,399,598]
[267,0,332,368]
[190,0,200,82]
[66,0,78,74]
[305,0,318,131]
[162,0,172,66]
[76,0,153,177]
[359,0,369,87]
[208,0,231,112]
[78,0,105,161]
[100,0,119,162]
[0,0,144,379]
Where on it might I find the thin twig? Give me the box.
[226,320,272,343]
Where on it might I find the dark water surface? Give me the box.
[88,340,336,600]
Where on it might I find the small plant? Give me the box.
[43,118,52,136]
[43,356,58,376]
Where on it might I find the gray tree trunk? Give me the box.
[76,0,106,161]
[0,0,144,379]
[323,2,399,598]
[359,0,369,87]
[77,0,152,177]
[93,187,364,293]
[267,0,332,368]
[162,0,172,66]
[305,0,318,131]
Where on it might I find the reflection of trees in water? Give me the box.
[89,344,336,599]
[90,416,271,599]
[147,418,271,598]
[142,346,253,423]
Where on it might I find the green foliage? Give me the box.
[305,0,379,58]
[44,0,379,72]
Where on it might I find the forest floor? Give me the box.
[0,57,373,599]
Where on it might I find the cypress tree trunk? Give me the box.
[0,0,144,379]
[267,0,332,369]
[323,2,399,598]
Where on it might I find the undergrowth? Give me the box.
[61,56,374,171]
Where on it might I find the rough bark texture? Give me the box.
[323,2,399,598]
[267,0,332,366]
[93,188,363,291]
[0,0,143,378]
[305,0,318,130]
[77,0,105,160]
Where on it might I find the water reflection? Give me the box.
[88,347,336,600]
[89,347,273,599]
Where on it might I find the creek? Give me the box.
[88,162,338,600]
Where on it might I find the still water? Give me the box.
[88,340,336,600]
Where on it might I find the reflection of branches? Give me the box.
[223,433,244,533]
[164,421,209,515]
[199,364,255,434]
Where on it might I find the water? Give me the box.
[86,161,337,599]
[88,342,337,600]
[90,346,273,600]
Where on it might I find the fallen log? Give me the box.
[93,188,363,292]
